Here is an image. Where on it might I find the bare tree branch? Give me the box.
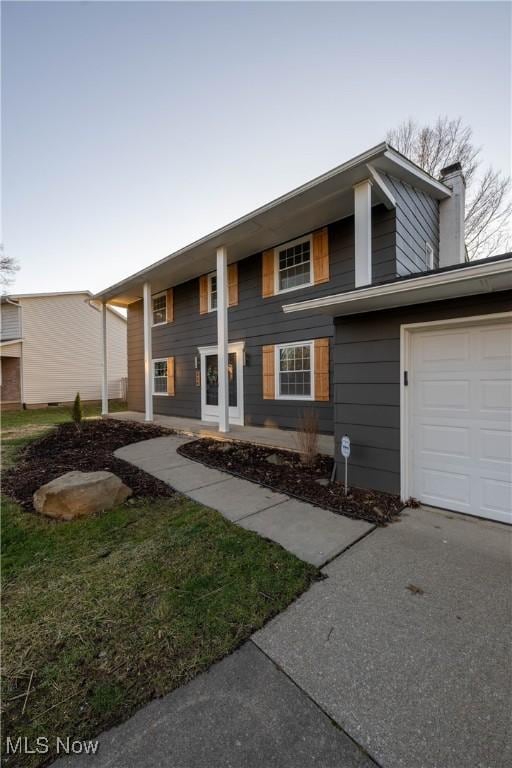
[387,116,510,259]
[0,245,19,292]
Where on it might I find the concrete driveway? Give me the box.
[54,506,511,768]
[255,506,512,768]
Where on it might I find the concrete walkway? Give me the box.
[115,435,372,567]
[112,410,334,456]
[54,642,377,768]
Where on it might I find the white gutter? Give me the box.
[283,257,512,315]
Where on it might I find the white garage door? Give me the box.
[407,317,512,523]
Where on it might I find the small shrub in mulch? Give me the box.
[178,438,406,525]
[3,419,176,511]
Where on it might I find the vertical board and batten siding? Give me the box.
[385,174,440,276]
[1,303,22,341]
[333,291,512,494]
[129,205,397,434]
[20,295,127,405]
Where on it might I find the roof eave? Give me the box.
[93,142,452,305]
[282,258,512,318]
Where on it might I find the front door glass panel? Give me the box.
[205,353,237,407]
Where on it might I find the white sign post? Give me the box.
[341,435,351,495]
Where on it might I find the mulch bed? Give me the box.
[3,419,176,511]
[178,438,407,525]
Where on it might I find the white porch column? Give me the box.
[101,301,108,416]
[142,281,153,422]
[216,245,229,433]
[353,179,373,287]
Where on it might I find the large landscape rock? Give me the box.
[33,470,132,520]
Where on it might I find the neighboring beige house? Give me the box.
[0,291,127,410]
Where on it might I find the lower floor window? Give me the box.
[277,342,313,398]
[153,359,168,394]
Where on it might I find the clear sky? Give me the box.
[3,1,510,295]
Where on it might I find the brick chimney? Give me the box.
[439,162,466,267]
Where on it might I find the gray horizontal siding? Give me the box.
[146,205,396,435]
[334,290,512,494]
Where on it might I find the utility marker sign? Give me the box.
[341,435,350,495]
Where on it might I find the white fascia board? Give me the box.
[283,258,512,315]
[0,338,23,346]
[382,149,452,198]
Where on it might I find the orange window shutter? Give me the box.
[199,275,208,314]
[166,288,174,322]
[262,345,275,399]
[228,263,239,307]
[313,227,330,285]
[262,249,275,298]
[314,338,329,401]
[167,357,175,396]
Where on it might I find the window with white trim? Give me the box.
[425,242,434,270]
[275,236,312,293]
[276,342,314,399]
[208,272,217,311]
[152,293,167,325]
[153,359,168,395]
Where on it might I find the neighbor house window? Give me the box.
[425,242,434,270]
[152,293,167,325]
[153,359,168,395]
[208,272,217,311]
[276,341,314,399]
[275,236,312,293]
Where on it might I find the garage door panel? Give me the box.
[420,424,470,458]
[479,378,512,412]
[418,468,471,509]
[420,380,470,411]
[415,331,470,366]
[480,428,512,463]
[479,326,512,362]
[408,318,512,523]
[480,478,512,517]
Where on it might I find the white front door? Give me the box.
[199,342,244,426]
[405,317,512,523]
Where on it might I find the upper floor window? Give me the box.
[152,292,167,325]
[208,272,217,311]
[275,236,313,293]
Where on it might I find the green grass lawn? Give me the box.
[1,400,127,432]
[1,414,318,767]
[1,402,127,469]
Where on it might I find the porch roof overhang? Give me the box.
[282,254,512,317]
[94,142,451,307]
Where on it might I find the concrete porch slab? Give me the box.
[111,411,334,456]
[238,498,374,567]
[187,476,288,521]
